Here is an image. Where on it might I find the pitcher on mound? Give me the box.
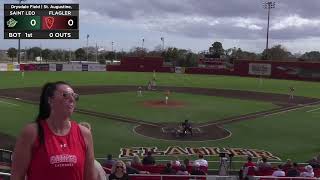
[165,90,170,105]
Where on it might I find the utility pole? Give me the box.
[17,0,27,64]
[95,42,98,62]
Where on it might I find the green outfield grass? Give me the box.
[0,71,319,164]
[1,71,320,98]
[77,92,277,123]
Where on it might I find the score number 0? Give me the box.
[68,19,74,27]
[29,18,74,27]
[30,19,37,26]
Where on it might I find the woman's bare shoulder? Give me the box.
[19,122,38,142]
[78,124,91,137]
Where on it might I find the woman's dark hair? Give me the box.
[36,81,70,145]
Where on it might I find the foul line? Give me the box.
[307,107,320,113]
[0,100,19,107]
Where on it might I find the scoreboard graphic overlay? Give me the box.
[4,4,79,39]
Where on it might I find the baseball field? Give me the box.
[0,71,320,167]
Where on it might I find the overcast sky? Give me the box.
[1,0,320,54]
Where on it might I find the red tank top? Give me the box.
[27,120,86,180]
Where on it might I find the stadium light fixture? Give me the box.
[263,1,275,59]
[161,37,165,51]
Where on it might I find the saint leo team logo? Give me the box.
[45,17,55,29]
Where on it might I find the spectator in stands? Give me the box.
[79,121,107,180]
[272,165,285,177]
[183,158,192,167]
[142,151,155,165]
[243,156,256,168]
[161,162,176,174]
[109,160,129,180]
[171,156,181,167]
[257,156,271,170]
[307,156,320,168]
[194,154,208,167]
[103,154,116,167]
[241,156,257,179]
[282,159,293,170]
[191,162,206,175]
[176,165,190,175]
[131,155,142,166]
[125,161,139,174]
[300,165,315,177]
[10,81,96,180]
[287,162,300,177]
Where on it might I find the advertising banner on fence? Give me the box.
[0,64,7,71]
[7,64,14,71]
[248,63,271,76]
[6,64,19,71]
[175,67,185,73]
[56,64,63,71]
[62,64,73,71]
[88,64,106,71]
[35,64,49,71]
[73,64,82,71]
[82,64,88,71]
[49,64,56,71]
[62,64,82,71]
[14,64,20,71]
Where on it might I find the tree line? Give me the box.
[5,42,320,66]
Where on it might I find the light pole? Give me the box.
[95,42,98,62]
[86,34,89,62]
[160,37,164,51]
[142,38,145,49]
[111,41,115,60]
[263,1,275,59]
[17,0,27,64]
[111,41,114,52]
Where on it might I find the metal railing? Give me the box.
[0,172,11,180]
[253,176,319,180]
[128,174,238,180]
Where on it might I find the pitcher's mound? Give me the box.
[143,100,186,108]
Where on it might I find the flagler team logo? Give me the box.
[45,17,55,29]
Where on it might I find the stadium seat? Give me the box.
[132,164,166,174]
[314,168,320,177]
[256,167,274,176]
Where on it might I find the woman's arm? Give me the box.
[10,123,37,180]
[79,125,96,180]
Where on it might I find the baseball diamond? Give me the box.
[0,85,318,145]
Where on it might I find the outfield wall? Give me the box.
[234,60,320,81]
[1,59,320,81]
